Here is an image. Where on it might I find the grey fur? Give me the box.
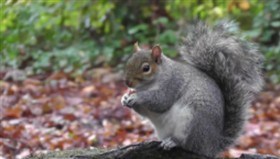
[121,22,264,157]
[180,21,264,145]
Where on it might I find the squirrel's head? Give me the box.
[124,42,162,89]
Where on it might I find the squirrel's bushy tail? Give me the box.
[180,21,264,147]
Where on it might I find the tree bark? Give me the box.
[27,141,278,159]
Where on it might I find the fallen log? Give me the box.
[27,141,278,159]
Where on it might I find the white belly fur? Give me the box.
[146,101,193,141]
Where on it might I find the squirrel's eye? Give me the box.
[142,63,150,73]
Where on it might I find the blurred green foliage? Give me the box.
[0,0,279,82]
[243,0,280,83]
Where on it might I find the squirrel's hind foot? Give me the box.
[160,137,178,150]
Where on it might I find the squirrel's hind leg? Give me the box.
[160,137,178,150]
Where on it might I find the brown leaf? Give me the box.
[47,71,68,81]
[3,105,23,118]
[81,85,98,97]
[23,78,41,86]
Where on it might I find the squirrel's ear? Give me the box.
[134,42,141,52]
[151,45,162,64]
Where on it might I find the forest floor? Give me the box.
[0,68,279,159]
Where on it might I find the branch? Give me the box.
[27,141,278,159]
[83,141,209,159]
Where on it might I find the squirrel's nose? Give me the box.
[125,79,133,87]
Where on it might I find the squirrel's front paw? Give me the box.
[121,93,138,108]
[121,93,129,107]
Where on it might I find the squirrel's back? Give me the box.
[179,21,264,148]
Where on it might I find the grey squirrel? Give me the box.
[121,22,264,157]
